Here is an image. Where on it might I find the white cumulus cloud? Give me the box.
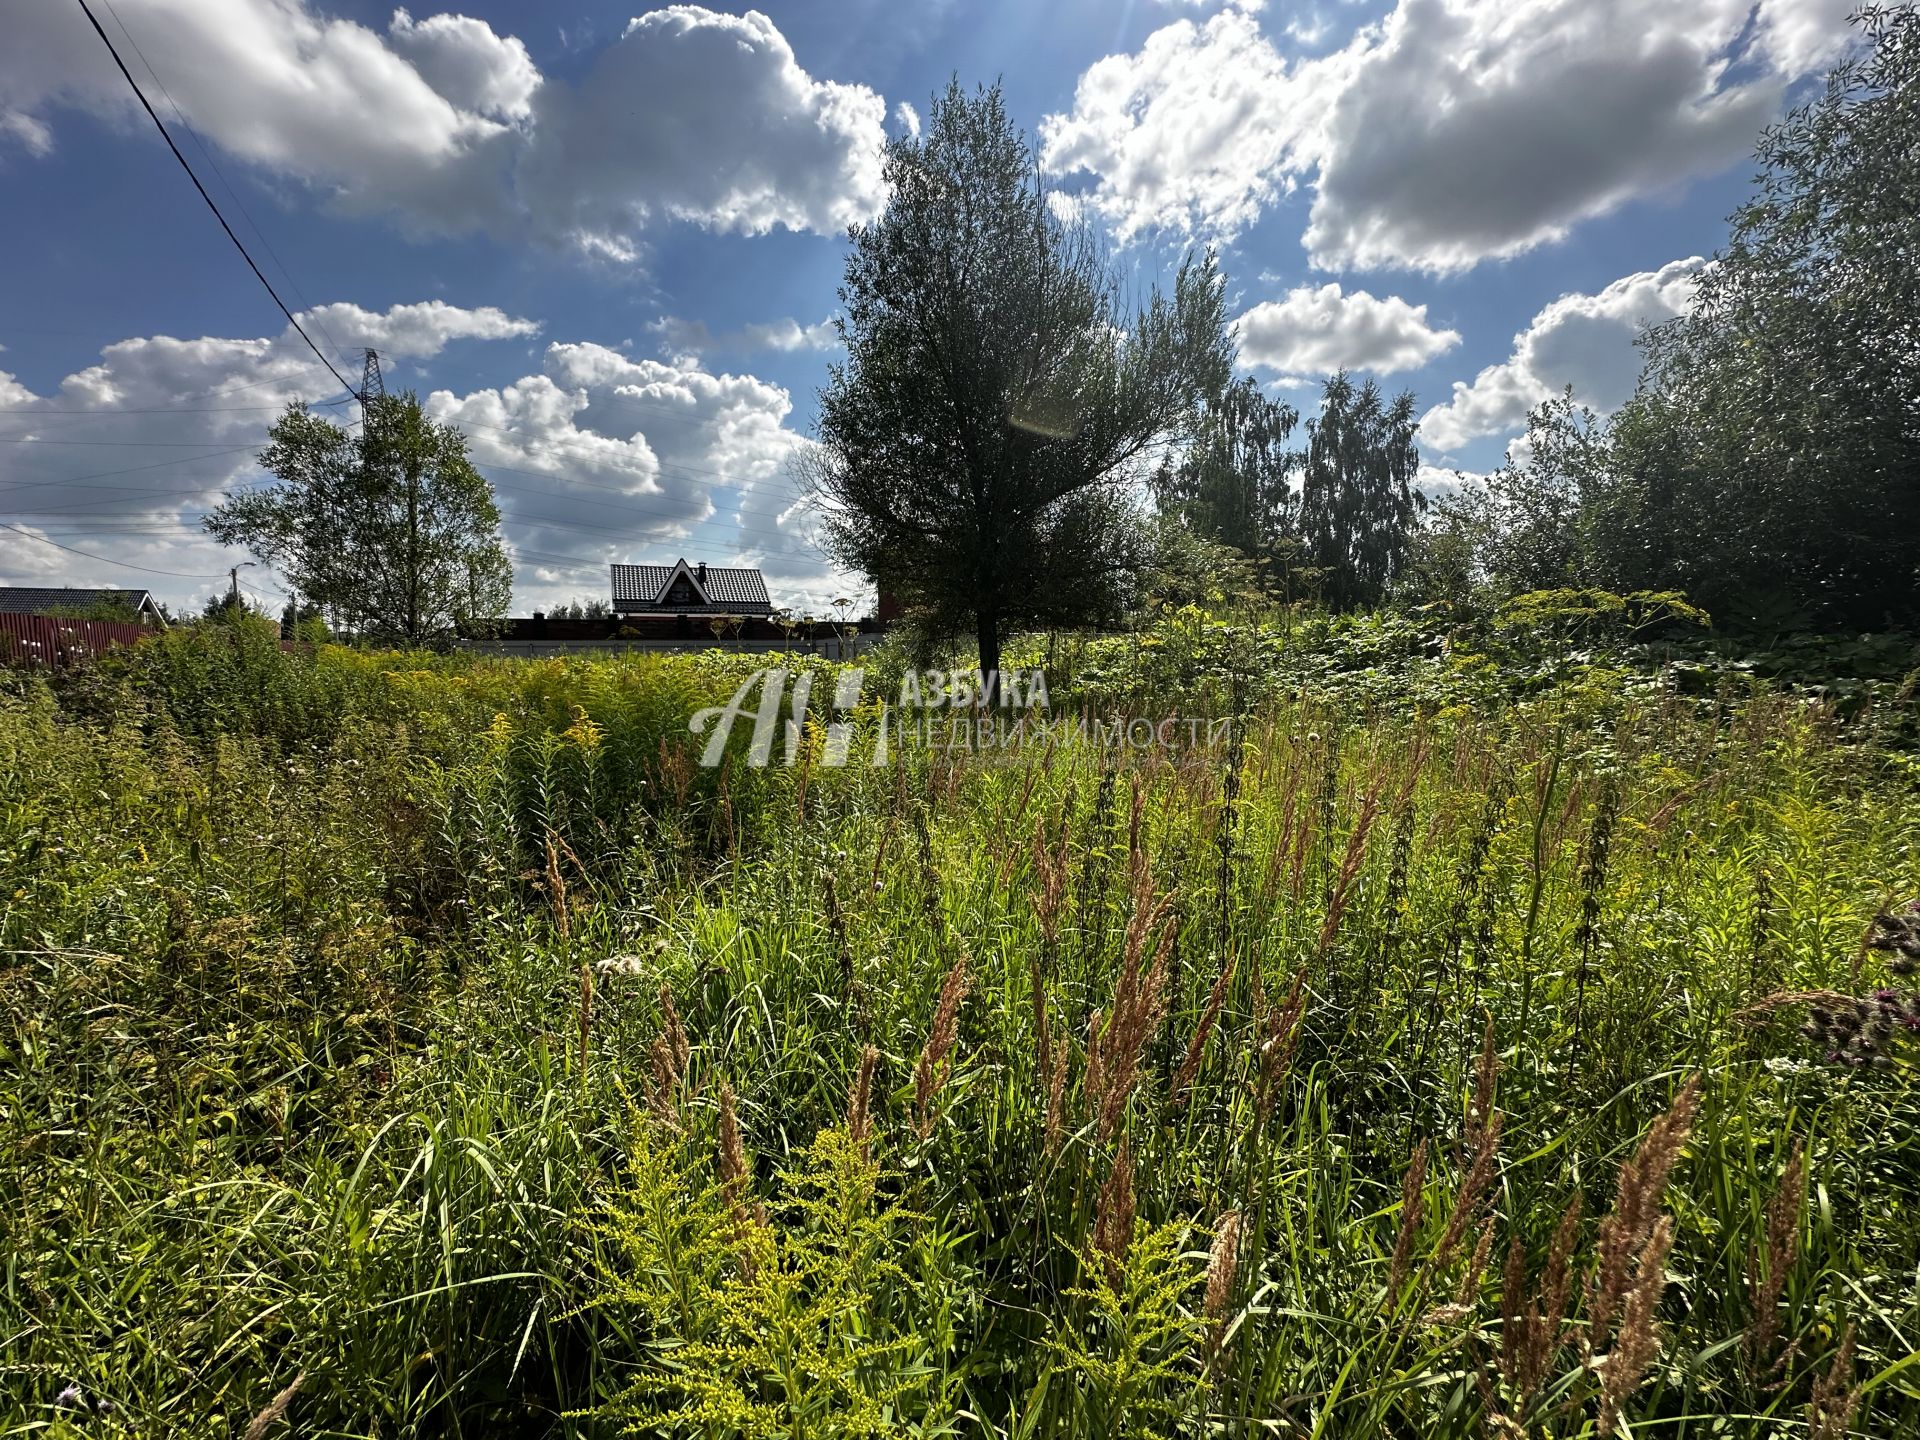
[1419,257,1705,453]
[0,1,889,257]
[649,315,840,358]
[0,302,541,596]
[1235,283,1458,376]
[514,8,888,246]
[1041,0,1858,271]
[1039,6,1311,244]
[295,300,542,359]
[387,8,541,121]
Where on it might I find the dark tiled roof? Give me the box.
[0,586,157,615]
[610,561,773,613]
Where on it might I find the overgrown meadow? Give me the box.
[6,614,1920,1437]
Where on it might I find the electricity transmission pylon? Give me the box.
[359,348,385,404]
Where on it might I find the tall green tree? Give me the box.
[1579,5,1920,626]
[806,81,1233,694]
[206,393,511,646]
[1152,376,1298,564]
[1297,373,1422,610]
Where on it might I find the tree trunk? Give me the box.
[405,461,420,645]
[976,608,1001,708]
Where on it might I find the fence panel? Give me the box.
[0,614,153,668]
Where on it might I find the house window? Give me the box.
[666,579,694,605]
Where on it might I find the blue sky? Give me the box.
[0,0,1858,615]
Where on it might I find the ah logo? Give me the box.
[690,669,878,768]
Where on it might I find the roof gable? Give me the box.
[656,557,710,606]
[610,560,772,614]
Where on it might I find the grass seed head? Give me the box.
[1043,1036,1070,1158]
[1591,1075,1699,1342]
[1389,1140,1429,1297]
[1745,1139,1804,1373]
[1437,1108,1504,1272]
[1254,968,1309,1125]
[848,1044,879,1153]
[914,952,970,1139]
[1094,1139,1136,1288]
[1456,1217,1496,1307]
[1808,1323,1862,1440]
[1597,1213,1674,1436]
[718,1080,750,1207]
[659,982,690,1074]
[242,1371,307,1440]
[1206,1208,1241,1324]
[1172,950,1236,1108]
[1500,1196,1583,1402]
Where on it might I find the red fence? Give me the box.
[0,614,154,669]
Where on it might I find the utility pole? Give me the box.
[227,561,255,613]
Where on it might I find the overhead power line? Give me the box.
[0,519,226,578]
[0,403,333,415]
[71,0,360,400]
[97,0,351,368]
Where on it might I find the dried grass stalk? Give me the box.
[242,1371,307,1440]
[1744,1139,1804,1374]
[914,952,970,1139]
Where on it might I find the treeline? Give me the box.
[1169,6,1918,634]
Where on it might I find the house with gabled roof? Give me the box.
[610,559,774,616]
[459,556,886,655]
[0,586,168,627]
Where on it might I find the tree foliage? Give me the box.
[1618,3,1920,626]
[1298,373,1422,610]
[205,393,511,646]
[1447,6,1920,628]
[1152,374,1429,612]
[807,81,1232,690]
[1152,376,1298,564]
[1450,391,1612,599]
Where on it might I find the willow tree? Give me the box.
[807,81,1232,697]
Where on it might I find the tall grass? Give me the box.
[3,623,1917,1436]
